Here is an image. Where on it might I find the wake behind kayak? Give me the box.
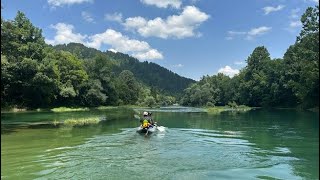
[136,125,157,135]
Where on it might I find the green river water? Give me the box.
[1,107,319,180]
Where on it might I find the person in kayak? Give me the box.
[140,111,152,128]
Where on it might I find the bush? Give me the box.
[206,102,215,107]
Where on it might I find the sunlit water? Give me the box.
[1,107,319,179]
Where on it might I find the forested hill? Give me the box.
[54,43,195,95]
[1,11,194,108]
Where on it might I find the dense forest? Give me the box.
[1,5,318,110]
[1,11,194,108]
[54,43,195,95]
[180,5,319,109]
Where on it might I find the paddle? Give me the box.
[134,114,140,120]
[145,128,149,136]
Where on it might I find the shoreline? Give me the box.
[1,105,318,114]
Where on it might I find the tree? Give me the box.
[283,5,319,108]
[81,80,107,106]
[1,11,46,62]
[240,46,271,107]
[145,96,156,108]
[116,70,140,105]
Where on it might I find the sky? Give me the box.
[1,0,318,80]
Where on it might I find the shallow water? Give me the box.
[1,107,319,179]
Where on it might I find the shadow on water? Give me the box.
[1,123,18,135]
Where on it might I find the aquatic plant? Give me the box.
[63,117,100,126]
[51,107,89,112]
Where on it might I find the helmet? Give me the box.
[143,111,148,116]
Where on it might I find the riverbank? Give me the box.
[0,105,149,114]
[2,105,318,114]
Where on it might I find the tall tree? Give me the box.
[116,70,140,105]
[283,5,319,108]
[1,11,46,62]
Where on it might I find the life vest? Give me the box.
[142,119,149,128]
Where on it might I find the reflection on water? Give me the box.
[1,108,319,179]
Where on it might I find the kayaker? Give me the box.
[140,111,152,128]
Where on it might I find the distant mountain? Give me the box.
[54,43,195,96]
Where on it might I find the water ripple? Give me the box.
[30,127,303,179]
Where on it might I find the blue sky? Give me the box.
[2,0,318,80]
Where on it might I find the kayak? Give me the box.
[136,125,157,134]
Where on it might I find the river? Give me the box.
[1,107,319,179]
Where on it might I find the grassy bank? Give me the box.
[1,105,149,113]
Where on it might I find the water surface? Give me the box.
[1,107,319,179]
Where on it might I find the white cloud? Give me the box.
[262,5,285,15]
[226,26,271,40]
[234,61,245,65]
[290,20,302,28]
[81,11,95,23]
[248,26,272,36]
[87,29,152,52]
[123,17,147,30]
[218,66,239,77]
[290,8,300,19]
[45,23,163,60]
[132,49,163,60]
[122,6,209,39]
[48,0,92,7]
[247,26,271,39]
[172,64,184,68]
[108,49,118,53]
[286,8,303,31]
[140,0,182,9]
[228,31,246,35]
[304,0,319,3]
[45,23,87,45]
[104,12,123,23]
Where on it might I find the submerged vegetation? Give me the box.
[205,105,252,114]
[63,117,100,126]
[53,117,101,127]
[51,107,89,112]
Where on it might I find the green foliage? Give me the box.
[144,96,156,108]
[1,11,46,61]
[81,80,107,106]
[227,101,238,108]
[298,5,319,41]
[180,5,319,109]
[282,5,319,108]
[109,52,195,96]
[116,70,140,105]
